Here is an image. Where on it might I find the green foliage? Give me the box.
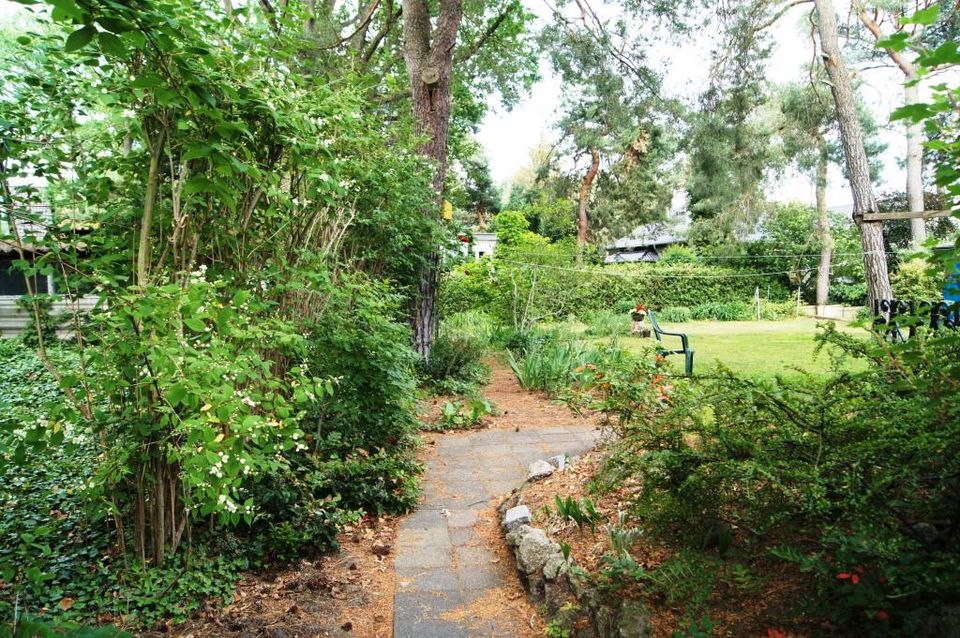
[492,210,531,245]
[441,241,790,325]
[583,321,960,630]
[658,245,698,265]
[689,301,752,321]
[305,275,419,451]
[506,340,590,396]
[891,258,947,301]
[426,398,496,432]
[757,300,796,320]
[418,330,490,396]
[581,310,630,337]
[3,617,128,637]
[657,306,692,322]
[14,295,59,347]
[553,495,604,533]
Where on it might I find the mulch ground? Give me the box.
[166,517,397,638]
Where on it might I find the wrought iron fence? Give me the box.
[872,299,960,342]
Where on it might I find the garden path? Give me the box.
[392,364,601,637]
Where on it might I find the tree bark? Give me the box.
[904,78,927,247]
[815,143,832,309]
[577,149,600,245]
[402,0,462,360]
[814,0,892,307]
[856,8,926,247]
[137,135,164,288]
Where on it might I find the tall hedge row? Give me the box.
[441,257,790,324]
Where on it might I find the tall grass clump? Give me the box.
[657,306,692,323]
[582,310,630,337]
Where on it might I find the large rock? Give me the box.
[616,600,650,638]
[505,524,532,548]
[547,454,566,471]
[517,527,564,600]
[516,527,562,575]
[528,459,555,480]
[503,505,532,532]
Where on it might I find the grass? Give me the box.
[593,318,867,379]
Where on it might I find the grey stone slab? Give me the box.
[445,509,481,528]
[484,480,519,496]
[396,526,452,550]
[397,568,460,592]
[394,545,453,572]
[449,526,480,547]
[401,508,447,531]
[453,544,492,568]
[394,591,468,638]
[458,565,502,590]
[394,417,599,635]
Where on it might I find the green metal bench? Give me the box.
[648,310,694,376]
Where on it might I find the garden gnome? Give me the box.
[631,303,647,335]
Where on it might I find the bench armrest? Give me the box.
[657,329,689,351]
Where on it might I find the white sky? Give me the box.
[477,1,911,211]
[0,0,914,211]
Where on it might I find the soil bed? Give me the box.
[517,452,824,637]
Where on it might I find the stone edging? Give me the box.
[497,455,650,638]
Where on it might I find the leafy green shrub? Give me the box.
[507,337,631,397]
[312,447,420,516]
[657,306,692,323]
[7,617,129,637]
[243,458,361,562]
[424,397,496,432]
[418,331,489,395]
[689,301,751,321]
[306,276,420,451]
[891,258,947,301]
[758,300,796,320]
[492,210,530,245]
[440,243,790,326]
[442,310,496,348]
[585,321,960,631]
[582,310,629,337]
[831,282,867,305]
[658,245,698,265]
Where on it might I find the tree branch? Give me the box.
[454,3,515,63]
[316,0,382,50]
[855,4,916,77]
[360,3,399,67]
[757,0,814,32]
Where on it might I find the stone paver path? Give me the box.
[392,423,598,637]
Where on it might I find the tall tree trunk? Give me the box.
[815,0,892,307]
[401,0,462,360]
[856,8,926,247]
[904,78,927,247]
[815,143,832,309]
[577,149,600,245]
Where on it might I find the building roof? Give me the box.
[607,222,687,251]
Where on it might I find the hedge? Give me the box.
[441,258,790,324]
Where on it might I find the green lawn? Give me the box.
[602,318,867,379]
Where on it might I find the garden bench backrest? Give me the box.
[648,310,695,377]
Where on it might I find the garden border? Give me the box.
[497,456,650,638]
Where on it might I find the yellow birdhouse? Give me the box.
[441,200,453,221]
